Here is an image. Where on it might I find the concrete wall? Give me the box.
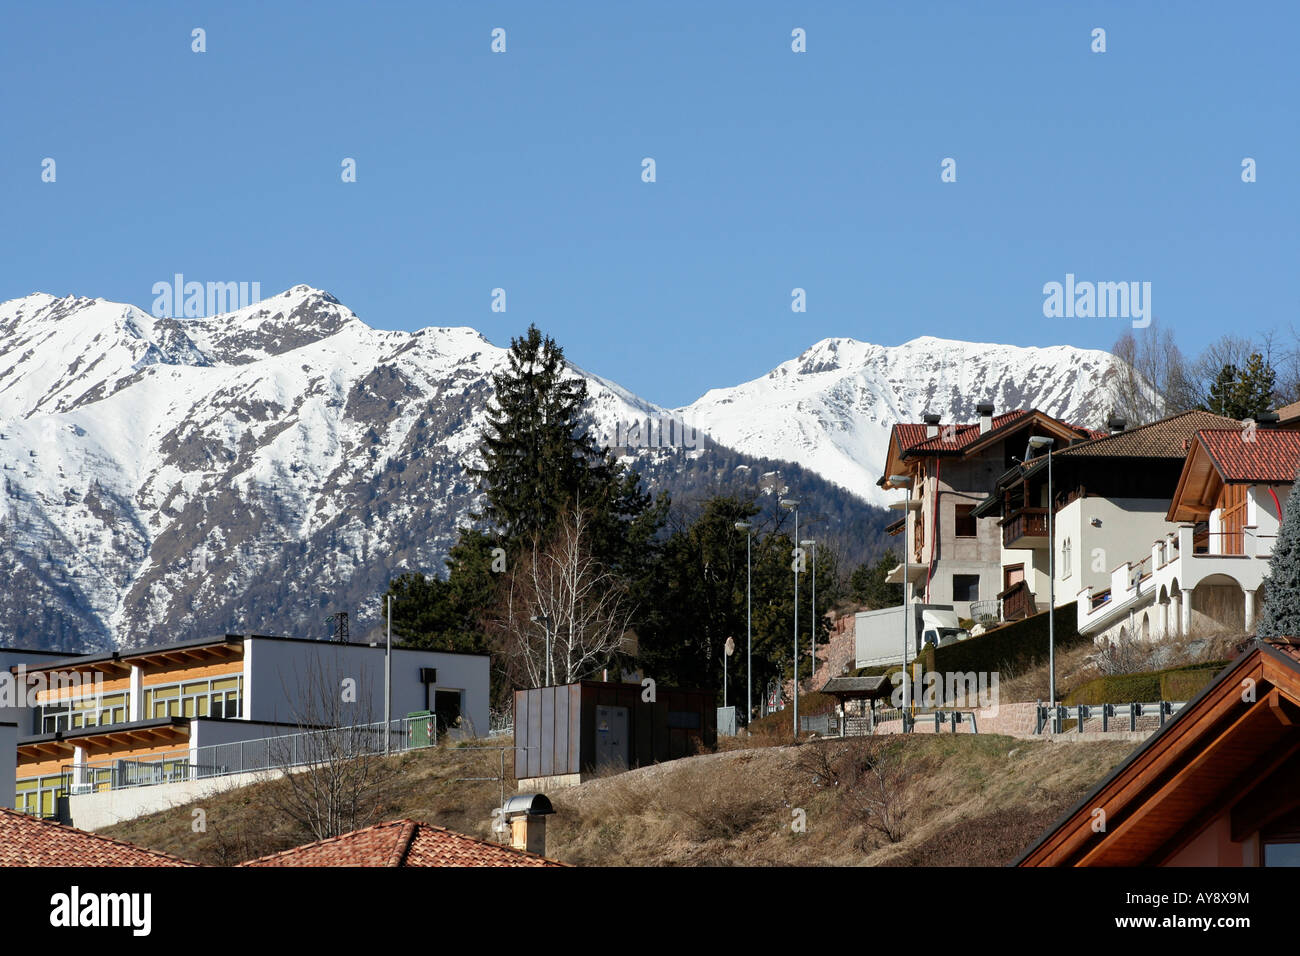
[244,638,490,737]
[911,443,1010,617]
[0,723,14,809]
[66,768,286,832]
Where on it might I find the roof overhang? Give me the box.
[1166,437,1223,522]
[1018,641,1300,866]
[17,718,191,766]
[885,563,927,585]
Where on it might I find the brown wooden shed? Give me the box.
[513,681,716,785]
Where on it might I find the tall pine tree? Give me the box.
[1257,469,1300,639]
[470,324,664,570]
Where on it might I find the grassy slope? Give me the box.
[100,733,1135,866]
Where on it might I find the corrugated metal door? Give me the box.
[594,705,629,771]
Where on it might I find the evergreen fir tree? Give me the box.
[1257,469,1300,639]
[1205,353,1276,420]
[469,324,665,570]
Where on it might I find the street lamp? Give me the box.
[800,538,817,682]
[530,614,552,687]
[888,475,913,722]
[780,498,801,736]
[1027,436,1057,715]
[734,521,754,726]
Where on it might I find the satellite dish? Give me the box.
[725,637,735,657]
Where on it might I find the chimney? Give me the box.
[976,402,995,435]
[922,413,941,439]
[1106,415,1127,434]
[503,793,554,857]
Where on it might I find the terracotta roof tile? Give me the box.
[0,808,197,867]
[896,410,1100,458]
[1197,427,1300,483]
[241,819,566,867]
[1053,410,1241,460]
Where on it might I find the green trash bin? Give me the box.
[408,710,436,748]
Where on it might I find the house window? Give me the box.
[1264,842,1300,866]
[952,574,980,602]
[954,504,977,538]
[1061,537,1072,578]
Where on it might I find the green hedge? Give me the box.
[1065,661,1228,705]
[923,601,1086,677]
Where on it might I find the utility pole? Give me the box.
[735,521,753,726]
[385,595,392,755]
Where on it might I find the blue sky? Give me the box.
[3,1,1296,407]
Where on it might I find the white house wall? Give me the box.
[1058,497,1181,599]
[243,638,490,736]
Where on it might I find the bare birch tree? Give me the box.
[1108,322,1199,426]
[489,505,634,688]
[265,655,397,842]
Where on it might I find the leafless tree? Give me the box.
[265,655,397,842]
[1108,323,1199,425]
[794,739,908,845]
[1093,632,1156,676]
[488,504,635,688]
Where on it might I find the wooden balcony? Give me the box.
[998,579,1036,621]
[1000,506,1050,548]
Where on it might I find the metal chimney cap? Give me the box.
[922,413,941,425]
[503,793,554,817]
[975,402,995,416]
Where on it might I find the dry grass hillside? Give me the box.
[101,733,1136,866]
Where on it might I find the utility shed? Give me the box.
[514,682,716,789]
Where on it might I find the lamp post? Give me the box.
[385,594,392,754]
[734,521,754,725]
[888,475,913,723]
[1027,436,1057,713]
[530,614,552,687]
[800,538,817,682]
[781,498,802,736]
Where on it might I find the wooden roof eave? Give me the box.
[1166,440,1222,523]
[1020,648,1300,866]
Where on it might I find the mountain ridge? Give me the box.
[0,287,1123,650]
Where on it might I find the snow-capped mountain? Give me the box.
[0,288,1122,650]
[0,286,673,651]
[680,335,1121,508]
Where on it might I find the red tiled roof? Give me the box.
[1197,428,1300,483]
[241,819,566,867]
[895,411,1031,455]
[895,410,1096,456]
[0,808,197,867]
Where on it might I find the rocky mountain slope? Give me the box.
[0,288,1122,650]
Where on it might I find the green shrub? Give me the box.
[1066,660,1229,705]
[1159,663,1227,702]
[930,601,1085,677]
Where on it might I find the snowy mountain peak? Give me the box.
[684,335,1123,506]
[0,287,1128,649]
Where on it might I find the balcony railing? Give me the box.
[1000,507,1049,548]
[998,580,1036,621]
[970,598,1001,627]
